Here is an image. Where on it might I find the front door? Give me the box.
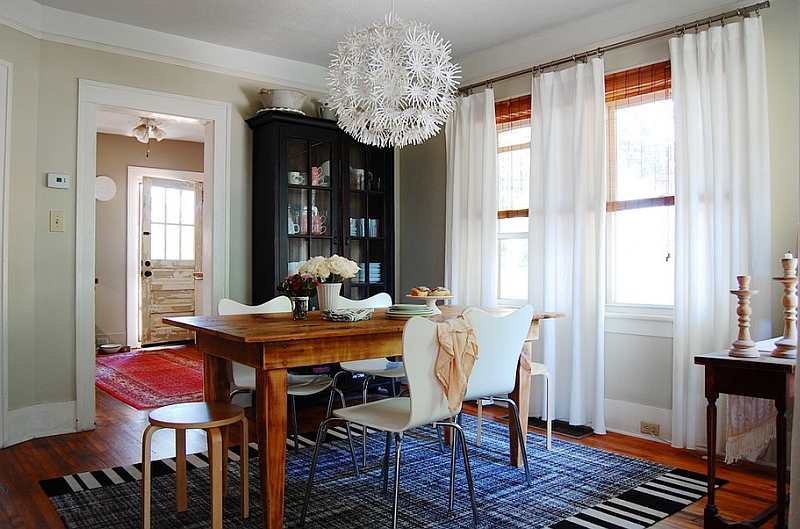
[140,176,202,346]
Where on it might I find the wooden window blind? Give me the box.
[606,61,673,212]
[496,95,531,219]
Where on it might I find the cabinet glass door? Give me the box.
[345,142,389,300]
[285,134,337,304]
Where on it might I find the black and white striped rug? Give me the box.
[41,417,721,528]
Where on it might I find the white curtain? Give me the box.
[529,58,607,433]
[444,89,498,307]
[669,18,772,451]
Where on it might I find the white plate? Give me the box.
[386,312,433,320]
[390,304,430,311]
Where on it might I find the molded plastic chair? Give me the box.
[328,292,404,464]
[300,316,479,529]
[461,305,549,486]
[217,297,346,453]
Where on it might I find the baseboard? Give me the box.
[604,398,673,442]
[3,400,83,448]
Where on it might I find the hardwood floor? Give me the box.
[0,355,785,528]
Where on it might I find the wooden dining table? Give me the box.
[164,305,564,528]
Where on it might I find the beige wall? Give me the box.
[94,133,204,347]
[0,23,327,412]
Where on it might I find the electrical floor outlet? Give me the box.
[640,421,660,436]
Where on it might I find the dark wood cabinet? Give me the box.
[247,110,394,307]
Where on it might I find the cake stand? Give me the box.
[405,295,452,315]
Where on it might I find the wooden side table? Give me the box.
[695,340,794,529]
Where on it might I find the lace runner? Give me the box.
[725,395,776,464]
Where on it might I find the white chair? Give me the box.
[217,297,346,454]
[300,316,479,529]
[461,305,551,486]
[328,292,404,464]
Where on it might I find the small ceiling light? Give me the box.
[327,8,460,148]
[132,118,166,157]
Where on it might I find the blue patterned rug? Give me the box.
[41,416,720,528]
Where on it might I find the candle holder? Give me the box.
[772,257,797,359]
[729,275,759,357]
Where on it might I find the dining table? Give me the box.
[164,304,565,528]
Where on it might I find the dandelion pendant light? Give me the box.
[327,4,460,148]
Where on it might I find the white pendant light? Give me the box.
[327,9,460,148]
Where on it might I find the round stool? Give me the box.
[141,402,249,529]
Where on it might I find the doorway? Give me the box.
[77,80,232,430]
[127,168,205,348]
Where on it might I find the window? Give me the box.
[496,96,531,303]
[495,62,675,308]
[605,62,675,306]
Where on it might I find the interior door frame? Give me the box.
[0,59,11,446]
[77,80,231,430]
[127,167,205,348]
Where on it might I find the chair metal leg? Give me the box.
[391,432,403,529]
[359,375,375,467]
[381,431,392,495]
[300,416,360,527]
[451,422,479,525]
[290,395,300,455]
[496,397,532,486]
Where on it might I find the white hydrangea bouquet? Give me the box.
[298,255,360,283]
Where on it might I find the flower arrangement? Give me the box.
[299,255,360,283]
[277,273,319,298]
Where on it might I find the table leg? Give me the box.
[203,353,230,404]
[776,402,787,529]
[508,342,532,468]
[704,395,720,526]
[255,368,288,529]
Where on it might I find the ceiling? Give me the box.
[49,0,719,142]
[36,0,643,68]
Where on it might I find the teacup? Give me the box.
[312,215,327,235]
[288,171,305,185]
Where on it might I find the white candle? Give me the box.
[785,253,794,259]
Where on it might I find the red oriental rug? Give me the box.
[95,348,204,410]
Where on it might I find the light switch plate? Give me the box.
[50,211,65,232]
[47,173,70,189]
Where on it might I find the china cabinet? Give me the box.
[247,110,394,308]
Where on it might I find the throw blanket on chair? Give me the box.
[725,395,776,464]
[435,315,479,414]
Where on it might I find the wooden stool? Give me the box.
[141,402,249,529]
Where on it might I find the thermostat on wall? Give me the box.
[47,173,70,189]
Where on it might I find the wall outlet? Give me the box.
[640,421,660,437]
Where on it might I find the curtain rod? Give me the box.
[458,1,770,94]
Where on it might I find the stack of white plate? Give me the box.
[385,304,434,320]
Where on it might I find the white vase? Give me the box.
[316,282,342,310]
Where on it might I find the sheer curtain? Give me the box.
[669,17,772,451]
[444,89,498,307]
[529,58,607,432]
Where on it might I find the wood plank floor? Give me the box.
[0,347,786,528]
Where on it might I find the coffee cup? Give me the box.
[288,171,305,185]
[312,215,327,235]
[350,168,364,190]
[288,222,300,234]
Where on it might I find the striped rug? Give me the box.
[41,417,721,528]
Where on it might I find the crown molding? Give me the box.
[0,0,328,93]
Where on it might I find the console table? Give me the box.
[695,339,794,529]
